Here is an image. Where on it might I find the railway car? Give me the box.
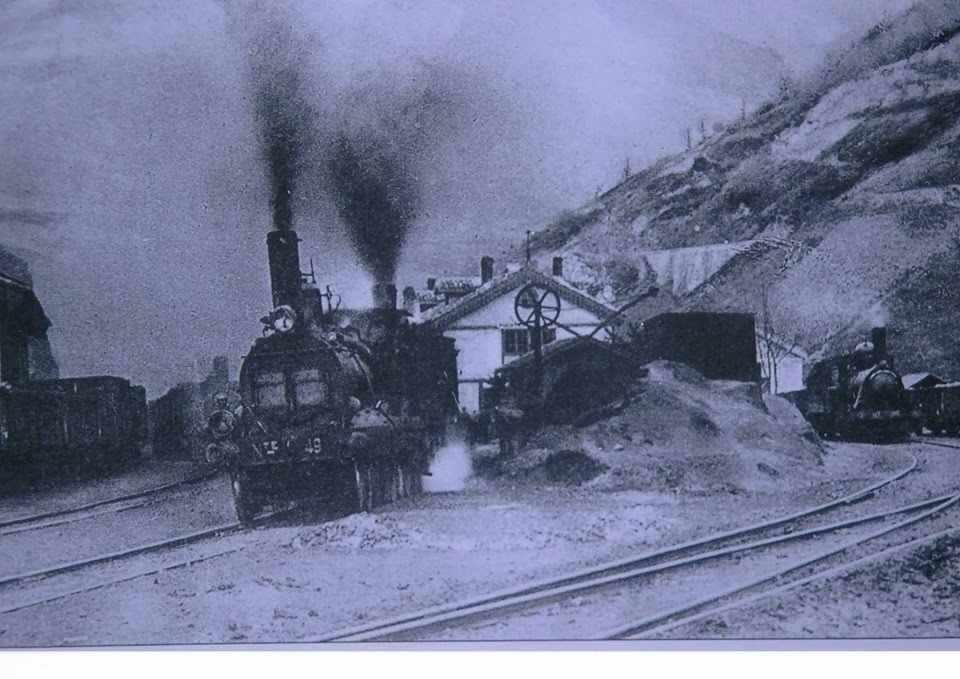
[910,381,960,435]
[209,226,458,523]
[0,376,147,490]
[800,327,917,441]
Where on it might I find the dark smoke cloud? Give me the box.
[320,74,465,284]
[327,133,418,284]
[242,9,470,285]
[248,22,313,232]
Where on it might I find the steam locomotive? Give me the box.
[800,326,917,441]
[209,226,458,523]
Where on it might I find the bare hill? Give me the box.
[515,0,960,377]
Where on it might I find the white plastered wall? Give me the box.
[445,283,607,413]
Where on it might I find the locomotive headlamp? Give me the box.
[207,410,236,440]
[272,305,297,333]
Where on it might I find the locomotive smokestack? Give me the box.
[267,228,303,311]
[372,283,397,310]
[872,326,887,359]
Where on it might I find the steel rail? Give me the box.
[0,475,225,537]
[601,492,960,639]
[625,525,960,640]
[313,453,921,642]
[0,469,221,531]
[0,505,295,615]
[0,521,243,588]
[915,439,960,451]
[0,547,245,616]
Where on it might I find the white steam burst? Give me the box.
[869,302,889,328]
[423,440,472,493]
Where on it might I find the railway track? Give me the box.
[0,469,222,534]
[318,494,960,642]
[600,490,959,639]
[0,491,296,617]
[0,509,299,616]
[0,533,245,616]
[616,523,960,640]
[0,520,243,588]
[2,445,947,638]
[0,470,245,616]
[314,452,930,642]
[914,438,960,451]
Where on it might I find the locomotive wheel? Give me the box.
[231,473,259,526]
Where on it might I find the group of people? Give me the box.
[458,405,526,455]
[458,408,493,445]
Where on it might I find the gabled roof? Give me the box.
[902,373,943,390]
[418,265,615,330]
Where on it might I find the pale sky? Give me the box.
[0,0,916,395]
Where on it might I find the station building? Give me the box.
[416,258,615,414]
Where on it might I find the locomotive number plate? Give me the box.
[256,440,280,456]
[303,437,322,455]
[252,436,323,458]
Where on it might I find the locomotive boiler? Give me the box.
[213,224,458,523]
[801,326,917,441]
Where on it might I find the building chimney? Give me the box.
[402,286,417,314]
[480,256,494,284]
[372,283,398,310]
[552,256,564,278]
[872,326,887,359]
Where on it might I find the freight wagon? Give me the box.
[0,376,146,491]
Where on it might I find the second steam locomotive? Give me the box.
[800,326,917,441]
[209,226,458,523]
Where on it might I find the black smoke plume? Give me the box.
[243,13,467,285]
[321,78,464,286]
[249,24,313,232]
[326,133,418,285]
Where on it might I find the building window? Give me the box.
[502,329,528,356]
[501,328,557,357]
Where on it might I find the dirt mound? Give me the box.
[497,361,823,494]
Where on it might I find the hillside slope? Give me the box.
[518,0,960,377]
